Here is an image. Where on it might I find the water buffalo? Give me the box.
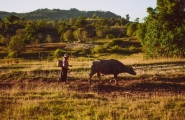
[89,59,136,85]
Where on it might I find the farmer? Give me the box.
[59,53,72,83]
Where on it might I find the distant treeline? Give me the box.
[0,8,122,20]
[0,14,133,43]
[0,12,137,57]
[0,0,185,58]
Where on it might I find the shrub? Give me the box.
[106,34,115,39]
[53,49,65,58]
[110,45,123,52]
[128,45,136,51]
[91,46,107,53]
[7,35,25,57]
[7,51,18,58]
[0,35,7,45]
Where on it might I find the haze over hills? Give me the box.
[0,8,122,20]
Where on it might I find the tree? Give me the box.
[63,30,74,42]
[126,23,138,36]
[74,16,88,28]
[53,49,65,58]
[0,35,6,45]
[73,28,83,40]
[36,19,48,30]
[69,17,76,26]
[45,34,53,43]
[81,30,88,41]
[5,15,20,24]
[134,18,139,23]
[126,14,130,22]
[96,30,104,38]
[7,35,25,57]
[136,0,185,58]
[57,22,68,35]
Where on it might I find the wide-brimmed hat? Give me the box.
[64,53,69,57]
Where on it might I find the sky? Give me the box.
[0,0,157,22]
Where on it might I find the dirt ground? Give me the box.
[1,76,185,97]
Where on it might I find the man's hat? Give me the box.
[64,53,69,57]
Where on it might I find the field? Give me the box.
[0,39,185,119]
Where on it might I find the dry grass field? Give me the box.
[0,52,185,119]
[0,38,185,119]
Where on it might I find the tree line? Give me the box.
[0,0,184,58]
[136,0,185,58]
[0,13,135,57]
[0,8,121,20]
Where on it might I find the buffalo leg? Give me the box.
[89,72,96,84]
[114,74,118,85]
[97,72,103,83]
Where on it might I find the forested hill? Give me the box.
[0,8,121,20]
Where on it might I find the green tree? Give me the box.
[63,30,74,42]
[73,28,83,40]
[36,19,48,30]
[53,49,65,58]
[81,30,88,41]
[25,21,36,34]
[134,18,139,23]
[69,17,76,26]
[57,22,69,35]
[126,14,130,22]
[73,28,88,42]
[96,30,104,38]
[45,34,53,43]
[136,0,185,58]
[7,35,26,57]
[126,23,138,36]
[94,18,112,38]
[74,16,88,28]
[0,35,6,45]
[5,15,20,24]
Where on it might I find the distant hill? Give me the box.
[0,8,121,20]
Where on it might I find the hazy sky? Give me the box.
[0,0,156,21]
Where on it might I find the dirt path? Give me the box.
[1,75,185,97]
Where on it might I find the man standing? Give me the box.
[59,53,72,83]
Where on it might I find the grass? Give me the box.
[0,55,185,119]
[0,53,185,80]
[0,39,185,119]
[1,85,185,119]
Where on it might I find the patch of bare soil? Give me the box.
[1,76,185,96]
[64,43,96,49]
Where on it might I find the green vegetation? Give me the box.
[0,0,184,58]
[136,0,185,58]
[0,56,185,119]
[7,35,26,57]
[0,8,120,20]
[0,0,185,119]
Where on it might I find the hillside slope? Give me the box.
[0,8,121,20]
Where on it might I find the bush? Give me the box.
[110,45,123,52]
[128,45,136,51]
[106,34,115,39]
[53,49,65,58]
[7,35,25,57]
[91,46,107,53]
[7,51,18,58]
